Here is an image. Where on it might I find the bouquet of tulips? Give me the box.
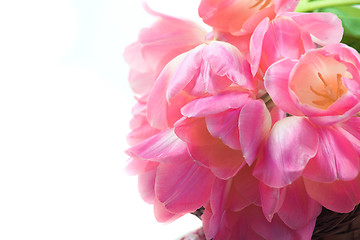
[124,0,360,239]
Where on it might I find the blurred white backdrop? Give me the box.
[0,0,206,239]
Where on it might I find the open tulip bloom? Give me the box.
[124,0,360,239]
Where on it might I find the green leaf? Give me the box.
[317,6,360,51]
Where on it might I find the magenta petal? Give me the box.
[254,117,319,187]
[189,141,245,180]
[270,106,286,126]
[181,90,249,118]
[239,99,271,166]
[126,129,187,163]
[284,12,343,45]
[264,58,303,116]
[278,179,321,229]
[155,159,214,214]
[303,126,359,182]
[304,176,360,213]
[206,109,241,150]
[125,157,158,176]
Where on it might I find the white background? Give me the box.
[0,0,207,239]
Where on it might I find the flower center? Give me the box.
[249,0,272,10]
[309,72,346,109]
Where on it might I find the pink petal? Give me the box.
[239,99,271,166]
[259,182,285,222]
[203,41,254,90]
[153,197,183,223]
[138,168,157,204]
[126,129,188,163]
[232,166,261,205]
[206,179,229,239]
[249,17,269,76]
[174,117,218,146]
[206,109,241,150]
[259,16,312,72]
[274,0,299,13]
[166,45,204,99]
[253,117,319,187]
[125,157,158,176]
[155,159,214,214]
[278,179,321,229]
[188,141,245,180]
[270,106,286,126]
[264,58,303,116]
[181,90,250,118]
[303,126,359,182]
[304,176,360,213]
[253,211,315,240]
[147,54,185,129]
[284,12,343,46]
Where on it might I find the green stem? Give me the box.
[296,0,360,12]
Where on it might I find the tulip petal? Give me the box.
[206,109,241,150]
[153,197,183,223]
[304,176,360,213]
[264,58,303,115]
[278,179,321,229]
[189,141,245,180]
[181,90,249,118]
[284,12,343,46]
[126,129,187,163]
[249,17,269,76]
[303,126,359,182]
[138,168,157,204]
[259,182,285,222]
[254,117,319,187]
[174,117,218,146]
[155,159,214,214]
[239,99,271,166]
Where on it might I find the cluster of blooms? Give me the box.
[124,0,360,239]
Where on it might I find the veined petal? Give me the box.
[254,117,319,188]
[278,179,321,229]
[181,91,250,118]
[239,99,271,166]
[303,126,359,182]
[264,58,303,115]
[304,176,360,213]
[155,159,214,213]
[153,197,183,223]
[126,129,188,163]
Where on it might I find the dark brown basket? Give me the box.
[312,205,360,240]
[188,206,360,239]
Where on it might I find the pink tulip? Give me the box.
[123,5,207,99]
[198,0,299,36]
[264,43,360,125]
